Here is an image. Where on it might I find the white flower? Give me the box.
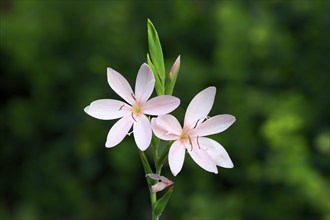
[151,87,235,176]
[84,63,180,151]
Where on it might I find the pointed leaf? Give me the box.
[147,19,165,86]
[153,187,174,217]
[147,53,164,95]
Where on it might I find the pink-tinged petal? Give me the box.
[191,114,236,137]
[106,116,133,148]
[107,67,135,104]
[146,174,174,192]
[151,182,169,193]
[151,115,181,140]
[133,114,152,151]
[143,96,180,116]
[151,121,179,141]
[199,137,234,168]
[187,139,218,173]
[159,176,173,184]
[84,99,130,120]
[155,115,182,134]
[146,173,163,181]
[135,63,155,103]
[146,174,173,185]
[184,87,216,129]
[169,140,186,176]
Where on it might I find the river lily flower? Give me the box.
[84,63,180,151]
[151,87,235,176]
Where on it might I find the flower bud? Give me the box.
[170,55,180,79]
[165,55,181,95]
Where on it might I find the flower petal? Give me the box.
[106,116,133,148]
[169,140,186,176]
[107,67,135,104]
[146,173,163,181]
[191,114,236,137]
[143,96,180,116]
[199,137,234,168]
[151,182,169,193]
[135,63,155,103]
[133,114,152,151]
[184,87,216,129]
[151,115,181,140]
[187,140,218,174]
[146,174,173,185]
[84,99,130,120]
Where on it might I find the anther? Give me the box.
[119,105,125,110]
[188,136,193,151]
[131,93,136,100]
[196,136,201,149]
[131,113,137,122]
[193,119,200,129]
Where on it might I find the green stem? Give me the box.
[151,191,157,220]
[151,136,160,220]
[139,138,172,220]
[139,150,153,184]
[152,203,160,220]
[139,150,157,220]
[138,149,159,220]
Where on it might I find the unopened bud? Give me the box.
[170,55,180,79]
[165,55,181,95]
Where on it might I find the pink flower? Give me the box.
[84,63,180,151]
[151,87,235,176]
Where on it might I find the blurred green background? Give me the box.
[1,0,329,219]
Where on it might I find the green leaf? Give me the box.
[153,187,174,218]
[147,19,165,90]
[147,53,164,95]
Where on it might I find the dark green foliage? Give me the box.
[1,1,329,219]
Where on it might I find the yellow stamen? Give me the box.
[180,133,188,140]
[132,104,142,115]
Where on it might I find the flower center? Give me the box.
[180,132,189,140]
[130,104,143,122]
[133,105,142,115]
[179,130,201,151]
[179,129,192,143]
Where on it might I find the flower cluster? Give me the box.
[84,63,235,176]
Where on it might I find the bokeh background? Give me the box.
[1,0,329,219]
